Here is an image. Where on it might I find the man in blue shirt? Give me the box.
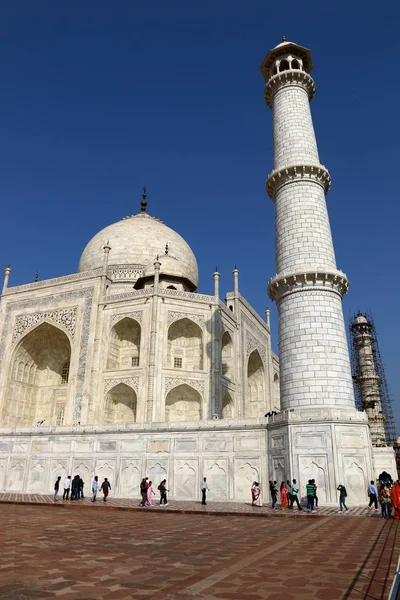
[368,480,378,510]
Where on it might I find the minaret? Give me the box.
[350,314,386,446]
[261,39,375,503]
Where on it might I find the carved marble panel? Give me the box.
[28,460,46,493]
[147,461,168,487]
[342,455,367,504]
[147,439,170,453]
[119,439,143,453]
[119,460,141,497]
[110,311,143,326]
[12,308,77,343]
[203,438,229,452]
[104,377,139,394]
[164,377,204,396]
[234,437,261,452]
[99,441,117,452]
[175,438,198,453]
[95,460,116,488]
[234,459,260,500]
[174,459,198,499]
[295,432,326,449]
[0,442,10,453]
[167,311,205,328]
[74,440,93,453]
[51,460,69,484]
[73,460,92,485]
[8,460,26,491]
[0,460,6,491]
[298,455,328,504]
[204,460,228,500]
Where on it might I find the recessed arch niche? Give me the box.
[107,318,141,369]
[167,318,203,371]
[5,322,71,427]
[104,383,137,424]
[221,391,234,419]
[165,384,202,422]
[246,350,266,417]
[221,331,234,380]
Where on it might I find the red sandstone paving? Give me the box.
[0,504,399,600]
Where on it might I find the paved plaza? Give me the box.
[0,498,399,599]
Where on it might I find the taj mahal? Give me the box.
[0,38,396,503]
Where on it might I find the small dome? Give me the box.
[144,255,186,279]
[79,212,198,288]
[355,314,368,324]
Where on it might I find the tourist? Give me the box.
[251,481,256,505]
[290,479,302,511]
[70,475,80,500]
[101,478,111,502]
[139,477,148,507]
[91,475,99,502]
[280,481,288,509]
[391,481,400,519]
[306,479,316,513]
[380,484,391,518]
[285,480,292,507]
[145,480,155,507]
[78,477,85,499]
[337,484,349,513]
[270,480,278,509]
[201,477,209,505]
[53,476,61,502]
[253,482,262,506]
[367,480,378,510]
[158,479,169,506]
[62,475,71,500]
[312,479,318,508]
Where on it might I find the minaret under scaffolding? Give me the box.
[350,312,397,475]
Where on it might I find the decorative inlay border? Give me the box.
[107,264,144,280]
[164,377,204,396]
[264,70,315,107]
[4,269,102,295]
[267,164,331,200]
[104,377,139,394]
[110,311,143,327]
[12,308,77,343]
[167,311,205,328]
[268,270,350,302]
[0,288,94,420]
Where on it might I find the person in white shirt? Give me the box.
[201,477,209,505]
[62,476,71,500]
[91,475,99,502]
[368,480,379,510]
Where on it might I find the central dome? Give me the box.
[78,212,198,288]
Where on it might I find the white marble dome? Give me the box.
[78,212,198,287]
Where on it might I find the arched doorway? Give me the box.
[107,318,141,369]
[104,383,137,424]
[5,322,71,427]
[165,384,202,422]
[247,350,265,417]
[221,391,234,418]
[221,331,234,380]
[167,318,203,370]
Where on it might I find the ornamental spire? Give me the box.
[141,186,147,212]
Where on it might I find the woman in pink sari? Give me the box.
[391,481,400,519]
[146,480,155,507]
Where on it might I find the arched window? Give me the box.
[167,318,203,370]
[61,361,70,385]
[104,383,137,424]
[165,384,201,422]
[247,350,265,417]
[5,323,71,428]
[279,59,290,72]
[273,373,280,409]
[107,318,141,369]
[291,58,300,70]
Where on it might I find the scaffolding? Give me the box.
[349,311,397,445]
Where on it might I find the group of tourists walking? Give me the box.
[371,472,400,519]
[54,475,111,502]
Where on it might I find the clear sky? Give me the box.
[1,2,399,428]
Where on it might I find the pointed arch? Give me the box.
[165,383,202,422]
[246,350,266,417]
[107,317,141,369]
[221,331,234,380]
[273,372,280,409]
[4,322,71,428]
[104,383,137,424]
[167,318,203,370]
[221,391,234,419]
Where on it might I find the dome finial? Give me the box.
[282,35,286,42]
[141,186,147,212]
[165,242,169,255]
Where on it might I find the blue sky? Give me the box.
[1,2,399,428]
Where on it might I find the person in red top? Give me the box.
[100,478,111,502]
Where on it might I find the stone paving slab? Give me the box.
[0,503,399,599]
[0,493,386,520]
